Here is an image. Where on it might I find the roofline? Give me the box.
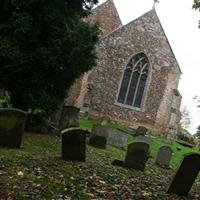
[100,8,182,74]
[110,0,123,26]
[153,8,182,74]
[100,9,153,40]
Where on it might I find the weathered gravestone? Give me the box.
[0,108,28,148]
[59,106,80,130]
[124,142,150,171]
[135,135,151,144]
[155,146,172,168]
[107,128,128,149]
[135,126,148,136]
[89,125,108,149]
[167,153,200,196]
[61,128,88,162]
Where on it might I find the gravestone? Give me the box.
[135,135,151,144]
[135,126,148,136]
[177,146,182,151]
[61,128,88,162]
[59,106,80,130]
[107,128,128,149]
[79,105,89,120]
[0,108,28,148]
[167,153,200,196]
[127,126,137,133]
[155,146,172,168]
[124,142,150,171]
[89,125,108,149]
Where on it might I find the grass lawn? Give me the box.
[0,120,199,199]
[80,119,199,169]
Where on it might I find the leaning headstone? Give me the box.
[167,153,200,196]
[124,142,150,171]
[61,128,88,162]
[89,125,108,149]
[135,126,148,136]
[155,146,172,168]
[0,108,28,148]
[59,106,80,130]
[107,128,128,149]
[127,126,137,135]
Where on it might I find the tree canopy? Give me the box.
[193,0,200,27]
[193,0,200,10]
[180,106,191,130]
[0,0,99,127]
[194,125,200,139]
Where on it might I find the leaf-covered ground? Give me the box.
[0,133,200,200]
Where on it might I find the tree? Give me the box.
[193,0,200,11]
[0,0,99,128]
[195,125,200,139]
[193,0,200,27]
[180,106,191,130]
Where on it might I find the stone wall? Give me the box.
[85,0,122,38]
[84,9,181,134]
[155,72,179,134]
[175,94,182,123]
[65,0,122,108]
[65,76,83,107]
[65,6,182,135]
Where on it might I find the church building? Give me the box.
[65,0,182,135]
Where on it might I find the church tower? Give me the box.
[86,0,122,38]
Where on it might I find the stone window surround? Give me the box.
[115,51,152,112]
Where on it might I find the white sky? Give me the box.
[98,0,200,134]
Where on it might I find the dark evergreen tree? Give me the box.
[193,0,200,27]
[0,0,99,127]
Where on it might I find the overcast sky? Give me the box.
[98,0,200,134]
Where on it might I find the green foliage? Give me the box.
[195,125,200,139]
[193,0,200,27]
[0,0,99,129]
[173,89,180,97]
[0,93,12,108]
[177,130,195,145]
[193,0,200,10]
[180,106,191,130]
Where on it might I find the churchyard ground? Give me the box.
[0,120,199,199]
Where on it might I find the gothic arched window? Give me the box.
[117,53,149,108]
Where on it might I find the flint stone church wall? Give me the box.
[65,0,122,108]
[65,1,181,135]
[85,0,122,38]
